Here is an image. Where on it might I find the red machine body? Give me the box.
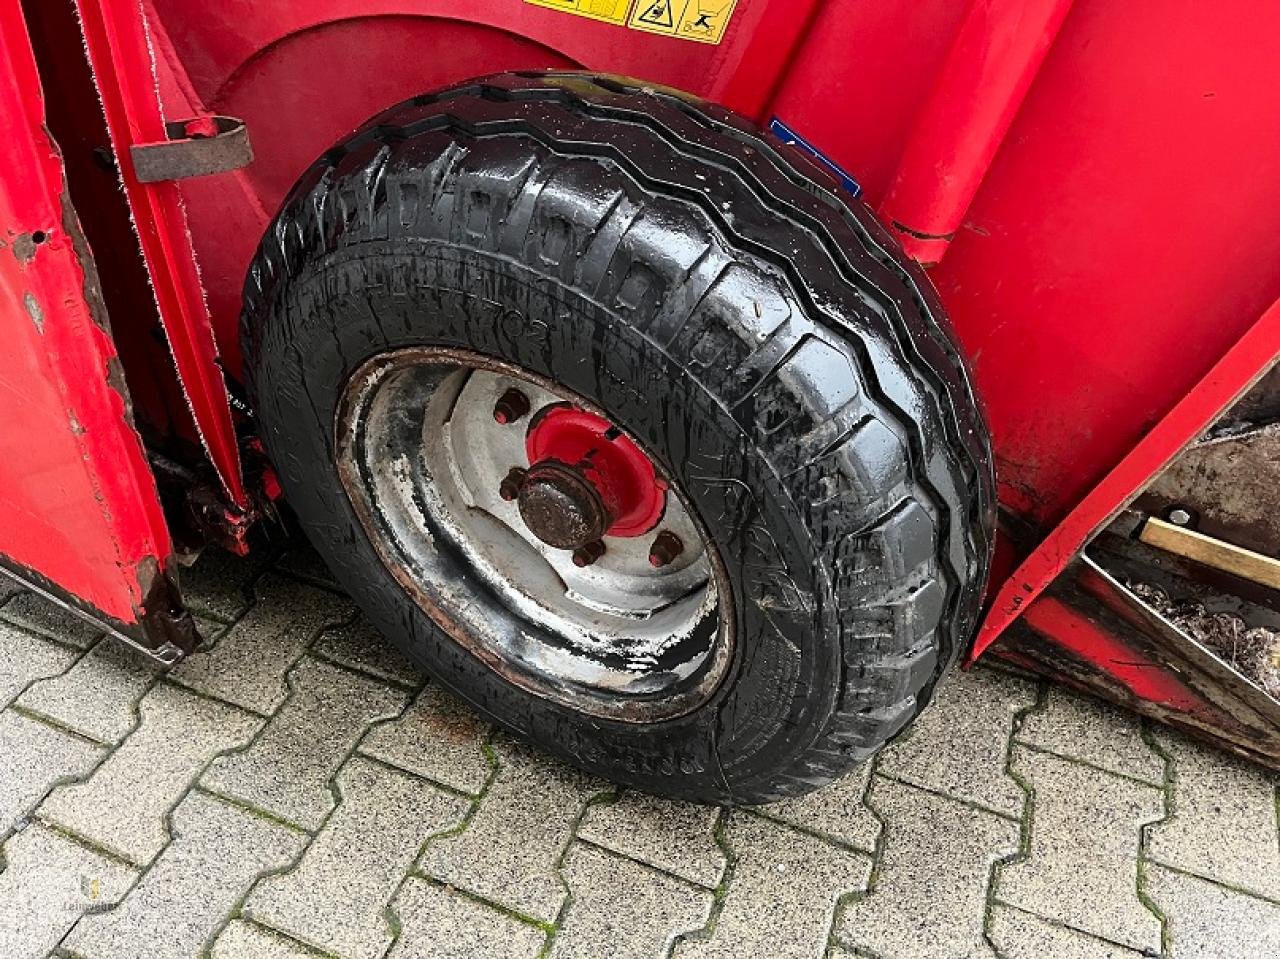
[4,0,1278,757]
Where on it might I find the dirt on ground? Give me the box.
[1130,582,1280,699]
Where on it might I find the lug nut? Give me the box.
[499,467,528,502]
[493,388,531,425]
[648,530,684,568]
[572,540,606,568]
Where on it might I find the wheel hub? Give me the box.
[517,459,611,550]
[523,405,668,541]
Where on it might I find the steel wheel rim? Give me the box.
[334,347,734,722]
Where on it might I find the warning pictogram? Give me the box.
[628,0,738,44]
[527,0,739,45]
[637,1,675,27]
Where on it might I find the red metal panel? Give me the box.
[74,0,246,507]
[769,1,1280,535]
[0,0,171,623]
[972,294,1280,658]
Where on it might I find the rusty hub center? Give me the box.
[517,459,612,550]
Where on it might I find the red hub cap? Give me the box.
[523,406,667,541]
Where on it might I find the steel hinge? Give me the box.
[130,115,253,183]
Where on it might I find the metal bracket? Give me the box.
[130,115,252,183]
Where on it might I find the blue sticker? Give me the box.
[769,118,862,198]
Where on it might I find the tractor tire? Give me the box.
[241,72,994,804]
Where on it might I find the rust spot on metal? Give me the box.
[12,232,40,264]
[24,292,45,333]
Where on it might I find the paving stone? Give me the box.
[989,906,1147,958]
[577,792,726,887]
[838,776,1020,958]
[246,756,468,959]
[1146,730,1280,901]
[553,842,715,959]
[878,667,1036,816]
[0,621,77,708]
[358,682,492,794]
[65,790,306,959]
[275,543,342,590]
[1147,864,1280,958]
[0,823,136,959]
[171,574,352,714]
[0,710,103,836]
[179,545,272,622]
[213,920,324,958]
[16,637,162,744]
[0,591,102,648]
[673,813,871,959]
[422,737,605,922]
[387,878,546,959]
[39,682,261,865]
[1016,686,1164,785]
[758,760,879,854]
[313,617,422,687]
[998,747,1163,952]
[203,657,407,829]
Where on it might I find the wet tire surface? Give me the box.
[241,72,995,804]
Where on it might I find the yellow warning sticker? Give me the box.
[524,0,633,26]
[629,0,739,44]
[524,0,739,44]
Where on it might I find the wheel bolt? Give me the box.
[493,388,531,425]
[499,467,527,502]
[648,530,684,568]
[572,540,606,568]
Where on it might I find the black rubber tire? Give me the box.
[241,71,995,804]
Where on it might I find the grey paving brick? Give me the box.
[38,682,261,865]
[16,638,161,744]
[65,790,306,959]
[357,682,491,794]
[274,543,342,590]
[423,736,605,923]
[998,747,1163,953]
[760,760,879,853]
[0,621,77,708]
[553,842,715,958]
[313,617,421,687]
[171,574,352,714]
[577,792,726,888]
[1146,730,1280,901]
[0,592,102,648]
[179,545,272,622]
[988,906,1146,958]
[246,756,468,959]
[0,711,103,836]
[673,813,871,959]
[202,657,407,829]
[878,667,1037,816]
[0,823,136,959]
[212,920,323,959]
[1148,864,1280,958]
[387,878,546,959]
[1016,687,1164,785]
[838,776,1019,959]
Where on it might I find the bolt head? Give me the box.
[572,540,606,568]
[493,388,531,425]
[1168,508,1194,527]
[648,530,684,568]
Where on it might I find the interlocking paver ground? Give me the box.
[0,544,1275,958]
